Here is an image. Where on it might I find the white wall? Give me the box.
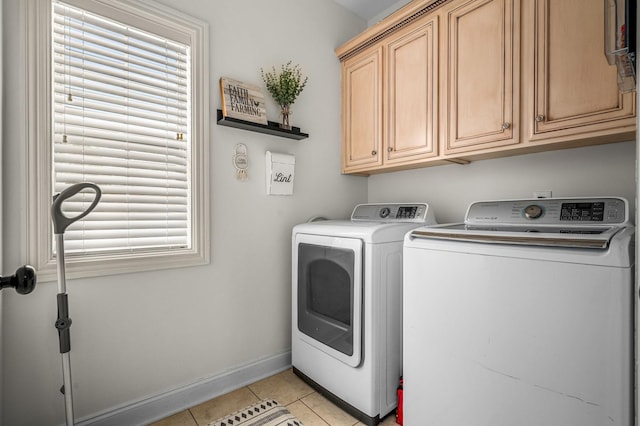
[369,141,637,224]
[1,1,367,424]
[0,0,4,423]
[368,0,412,26]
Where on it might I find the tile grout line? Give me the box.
[297,396,334,426]
[246,385,260,401]
[186,407,199,426]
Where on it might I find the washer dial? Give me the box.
[524,204,544,219]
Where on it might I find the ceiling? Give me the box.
[334,0,413,22]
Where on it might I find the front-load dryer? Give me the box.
[292,203,437,426]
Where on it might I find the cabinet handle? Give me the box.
[371,150,377,156]
[501,122,511,130]
[387,147,393,152]
[535,115,545,122]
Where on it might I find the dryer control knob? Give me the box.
[380,207,391,218]
[524,204,544,219]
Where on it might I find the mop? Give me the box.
[51,182,102,426]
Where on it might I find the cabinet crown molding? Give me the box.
[336,0,449,61]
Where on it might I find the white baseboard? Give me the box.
[75,351,292,426]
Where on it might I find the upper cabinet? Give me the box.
[341,45,384,172]
[341,16,440,174]
[441,0,519,154]
[522,0,636,145]
[385,17,440,166]
[336,0,636,175]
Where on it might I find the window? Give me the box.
[27,0,209,280]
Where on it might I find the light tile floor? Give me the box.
[148,369,399,426]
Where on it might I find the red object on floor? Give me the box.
[396,377,403,425]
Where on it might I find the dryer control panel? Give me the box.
[465,197,629,226]
[351,203,435,223]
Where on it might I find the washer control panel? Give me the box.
[351,203,434,223]
[465,197,629,226]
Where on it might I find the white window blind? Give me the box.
[52,1,191,255]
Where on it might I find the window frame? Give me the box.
[27,0,210,281]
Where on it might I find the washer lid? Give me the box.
[410,224,625,249]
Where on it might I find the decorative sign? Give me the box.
[265,151,295,196]
[220,77,268,125]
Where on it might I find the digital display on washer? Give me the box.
[397,206,417,218]
[560,202,604,222]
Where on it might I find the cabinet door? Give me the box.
[442,0,519,154]
[386,16,439,165]
[341,46,383,173]
[526,0,635,141]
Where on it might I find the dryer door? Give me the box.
[294,233,363,367]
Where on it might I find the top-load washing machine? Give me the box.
[403,197,635,426]
[292,203,436,426]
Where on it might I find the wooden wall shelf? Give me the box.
[216,109,309,140]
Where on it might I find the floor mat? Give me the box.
[207,399,303,426]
